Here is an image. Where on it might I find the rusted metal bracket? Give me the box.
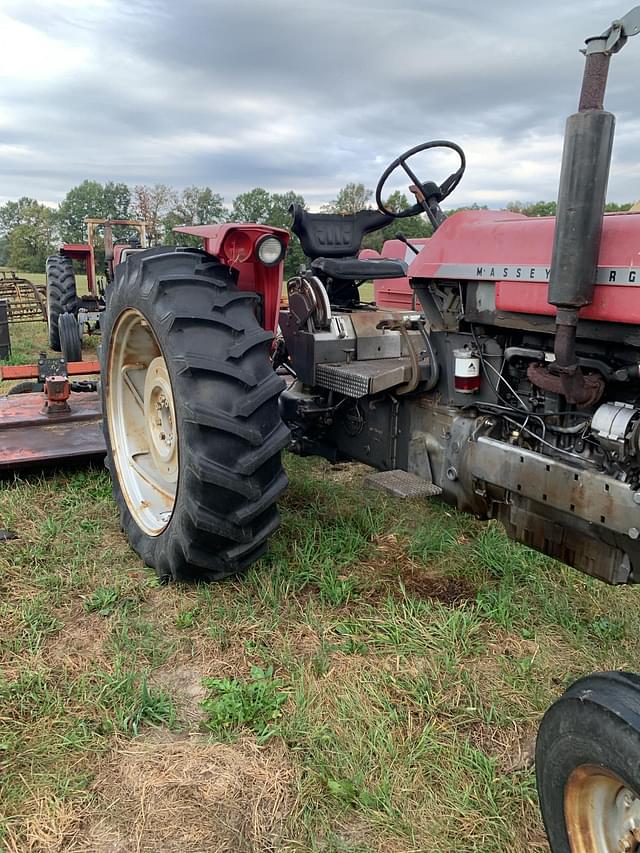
[41,376,71,415]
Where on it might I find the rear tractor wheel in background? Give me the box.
[46,255,78,351]
[536,671,640,852]
[101,247,290,582]
[59,312,82,363]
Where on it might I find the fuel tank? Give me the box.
[408,209,640,324]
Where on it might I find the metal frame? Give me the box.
[0,271,47,324]
[0,299,9,359]
[61,218,148,295]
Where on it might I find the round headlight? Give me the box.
[256,235,285,266]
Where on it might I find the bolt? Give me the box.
[629,527,640,540]
[633,493,640,505]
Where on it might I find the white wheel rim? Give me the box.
[106,308,178,535]
[565,764,640,852]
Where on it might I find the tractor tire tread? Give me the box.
[46,255,79,351]
[101,246,289,582]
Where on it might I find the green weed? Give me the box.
[84,586,120,616]
[201,665,287,742]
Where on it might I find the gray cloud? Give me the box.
[1,0,639,209]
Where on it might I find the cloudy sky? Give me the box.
[1,0,639,211]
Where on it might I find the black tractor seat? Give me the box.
[289,203,393,260]
[310,256,407,281]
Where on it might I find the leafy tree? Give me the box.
[175,186,226,224]
[0,197,42,236]
[507,200,556,217]
[323,182,373,214]
[57,180,131,242]
[507,200,633,217]
[164,186,227,246]
[132,184,176,245]
[229,188,273,224]
[446,202,488,216]
[268,191,304,227]
[6,200,57,271]
[605,201,633,212]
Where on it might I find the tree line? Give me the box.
[0,179,635,278]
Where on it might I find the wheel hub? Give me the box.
[144,357,178,477]
[565,765,640,852]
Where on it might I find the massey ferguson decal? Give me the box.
[431,263,640,285]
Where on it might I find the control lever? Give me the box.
[395,233,420,255]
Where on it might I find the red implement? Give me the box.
[0,360,100,381]
[0,390,105,470]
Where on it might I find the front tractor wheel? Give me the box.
[536,671,640,852]
[101,247,290,582]
[59,311,82,363]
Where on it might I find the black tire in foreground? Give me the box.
[59,312,82,363]
[101,246,290,582]
[536,671,640,852]
[46,255,78,351]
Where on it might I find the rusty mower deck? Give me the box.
[0,356,105,470]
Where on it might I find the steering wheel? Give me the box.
[375,140,466,220]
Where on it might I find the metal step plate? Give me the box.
[315,358,412,398]
[364,469,443,499]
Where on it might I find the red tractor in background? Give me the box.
[45,218,147,363]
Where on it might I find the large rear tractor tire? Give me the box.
[536,671,640,852]
[46,255,78,351]
[101,247,290,582]
[59,312,82,363]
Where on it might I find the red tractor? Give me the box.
[95,8,640,850]
[45,218,147,363]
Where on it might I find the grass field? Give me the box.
[2,285,640,852]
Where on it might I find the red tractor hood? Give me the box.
[409,209,640,324]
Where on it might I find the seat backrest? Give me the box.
[289,204,392,260]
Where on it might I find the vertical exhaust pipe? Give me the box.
[531,8,640,405]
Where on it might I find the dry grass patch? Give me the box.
[149,664,209,727]
[2,795,90,853]
[356,533,477,605]
[468,720,537,774]
[45,607,110,673]
[79,734,296,853]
